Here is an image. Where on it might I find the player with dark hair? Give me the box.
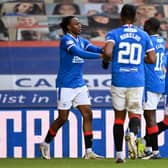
[139,17,166,159]
[40,16,104,160]
[102,4,156,163]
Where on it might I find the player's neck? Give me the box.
[121,19,134,25]
[67,32,78,39]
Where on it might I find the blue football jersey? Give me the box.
[165,51,168,94]
[56,33,101,88]
[106,24,154,87]
[145,35,166,93]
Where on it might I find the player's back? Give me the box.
[165,51,168,94]
[145,35,166,93]
[107,24,154,87]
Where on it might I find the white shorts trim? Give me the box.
[57,85,91,110]
[110,85,144,114]
[143,91,162,110]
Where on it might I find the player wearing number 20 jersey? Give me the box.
[105,24,155,87]
[103,4,156,163]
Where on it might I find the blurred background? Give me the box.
[0,0,168,42]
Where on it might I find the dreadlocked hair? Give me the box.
[59,16,75,34]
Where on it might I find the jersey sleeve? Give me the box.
[145,33,155,52]
[105,31,115,44]
[61,36,76,51]
[81,37,102,53]
[69,46,100,59]
[86,44,102,53]
[62,36,100,59]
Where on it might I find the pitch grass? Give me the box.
[0,158,168,168]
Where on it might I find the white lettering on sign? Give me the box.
[0,109,166,158]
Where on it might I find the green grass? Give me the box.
[0,158,168,168]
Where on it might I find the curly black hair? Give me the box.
[59,15,75,34]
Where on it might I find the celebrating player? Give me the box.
[40,16,104,160]
[140,17,166,159]
[102,4,156,163]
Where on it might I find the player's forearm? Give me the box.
[86,44,103,53]
[70,46,100,59]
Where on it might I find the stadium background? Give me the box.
[0,0,168,159]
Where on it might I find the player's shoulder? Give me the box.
[61,34,75,45]
[78,35,87,42]
[136,27,148,36]
[136,28,151,41]
[61,34,72,41]
[152,35,166,48]
[106,27,120,36]
[156,35,165,42]
[112,27,121,32]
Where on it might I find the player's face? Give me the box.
[68,17,82,36]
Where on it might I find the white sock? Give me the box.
[129,132,137,141]
[86,148,92,153]
[153,150,159,155]
[116,151,124,159]
[145,147,152,153]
